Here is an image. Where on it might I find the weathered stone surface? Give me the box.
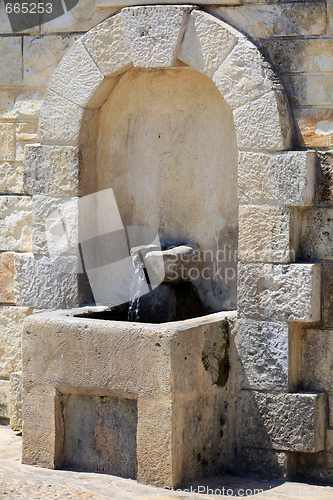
[233,91,292,151]
[121,5,190,67]
[0,124,15,161]
[299,208,333,261]
[0,253,15,304]
[0,89,45,122]
[0,37,22,86]
[213,38,280,110]
[300,329,333,391]
[316,151,333,206]
[262,39,333,74]
[236,391,326,452]
[0,380,10,420]
[23,34,81,87]
[15,123,38,162]
[0,307,32,379]
[321,263,333,328]
[38,90,99,146]
[238,151,315,206]
[0,162,24,194]
[82,14,132,78]
[209,2,326,39]
[294,107,333,149]
[32,195,78,256]
[0,196,32,252]
[14,253,79,309]
[235,448,288,480]
[178,10,237,77]
[329,394,333,428]
[48,41,104,108]
[283,74,333,107]
[24,145,80,196]
[9,371,22,430]
[237,262,321,322]
[235,319,289,392]
[238,206,295,263]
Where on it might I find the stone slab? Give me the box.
[322,263,333,328]
[236,391,326,452]
[329,394,333,428]
[233,91,292,151]
[0,124,15,162]
[300,329,333,392]
[121,5,191,68]
[238,151,315,206]
[237,262,321,322]
[0,253,15,304]
[238,206,295,263]
[282,74,333,107]
[236,448,288,481]
[178,10,238,78]
[0,162,24,194]
[9,371,22,429]
[0,380,10,420]
[23,34,81,87]
[294,107,333,149]
[299,208,333,261]
[0,307,32,379]
[0,89,45,122]
[235,319,289,392]
[14,253,79,309]
[0,196,32,252]
[316,151,333,206]
[15,123,38,162]
[0,37,22,85]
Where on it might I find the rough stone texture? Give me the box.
[15,123,38,162]
[238,151,315,206]
[235,448,288,481]
[0,253,15,304]
[24,145,80,196]
[0,380,10,420]
[32,195,78,257]
[38,90,99,146]
[212,38,280,110]
[82,14,132,78]
[0,163,24,194]
[300,329,333,392]
[235,319,289,392]
[283,74,333,107]
[22,309,235,487]
[23,34,81,87]
[178,10,238,78]
[0,37,22,86]
[0,196,32,252]
[210,2,326,39]
[237,262,321,322]
[9,371,22,430]
[316,151,333,206]
[321,263,333,328]
[48,41,104,108]
[233,91,292,151]
[121,6,191,67]
[0,123,15,161]
[238,206,295,263]
[0,89,45,122]
[14,253,79,309]
[236,391,326,452]
[294,107,333,149]
[299,208,333,262]
[0,307,32,379]
[329,394,333,428]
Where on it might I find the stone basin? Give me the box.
[22,307,237,488]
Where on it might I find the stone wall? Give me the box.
[1,0,333,482]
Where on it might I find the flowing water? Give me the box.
[128,256,146,322]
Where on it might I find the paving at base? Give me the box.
[0,425,332,499]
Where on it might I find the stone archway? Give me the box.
[23,4,324,480]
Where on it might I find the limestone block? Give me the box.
[23,34,81,87]
[236,391,326,452]
[82,14,132,78]
[9,372,22,430]
[48,41,104,108]
[236,448,288,480]
[178,10,237,78]
[262,39,333,74]
[0,37,22,86]
[236,319,288,392]
[15,123,38,162]
[38,89,99,146]
[0,253,15,304]
[238,206,296,263]
[14,253,79,309]
[33,195,78,256]
[0,123,15,161]
[0,196,32,252]
[0,162,24,194]
[209,2,326,39]
[237,262,321,322]
[24,144,80,196]
[233,91,292,151]
[322,263,333,328]
[0,89,46,122]
[283,74,333,107]
[121,5,191,67]
[300,329,333,392]
[0,380,10,419]
[329,394,333,428]
[212,38,280,110]
[294,107,333,149]
[0,307,32,379]
[299,208,333,261]
[238,151,315,206]
[316,151,333,206]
